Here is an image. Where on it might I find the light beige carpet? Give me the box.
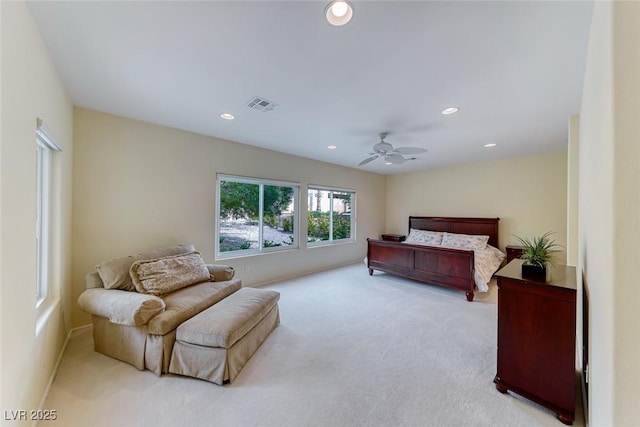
[41,263,583,427]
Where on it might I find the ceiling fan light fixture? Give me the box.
[385,153,405,164]
[325,1,354,26]
[373,141,393,153]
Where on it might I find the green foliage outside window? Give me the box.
[219,179,296,253]
[307,212,351,241]
[220,182,294,220]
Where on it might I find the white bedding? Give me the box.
[470,245,506,292]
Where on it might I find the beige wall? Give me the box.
[0,1,73,423]
[385,151,568,257]
[72,108,386,328]
[567,115,579,267]
[579,2,640,425]
[11,2,640,423]
[612,3,640,422]
[579,2,616,424]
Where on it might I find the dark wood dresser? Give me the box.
[494,259,577,425]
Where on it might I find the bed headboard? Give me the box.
[408,216,500,248]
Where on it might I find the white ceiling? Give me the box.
[27,1,593,175]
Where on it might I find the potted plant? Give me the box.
[513,231,563,281]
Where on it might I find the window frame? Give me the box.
[35,120,61,308]
[215,174,299,259]
[306,185,356,246]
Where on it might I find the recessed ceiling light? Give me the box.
[484,143,497,148]
[441,107,459,115]
[328,145,337,150]
[325,0,354,26]
[385,162,392,165]
[219,113,235,120]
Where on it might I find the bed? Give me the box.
[366,217,504,301]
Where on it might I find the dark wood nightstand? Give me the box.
[505,245,525,263]
[494,260,577,425]
[381,234,406,242]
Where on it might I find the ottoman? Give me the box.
[168,287,280,385]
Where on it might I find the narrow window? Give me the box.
[35,119,61,307]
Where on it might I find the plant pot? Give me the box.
[521,263,546,282]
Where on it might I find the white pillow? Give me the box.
[441,232,489,250]
[130,251,211,296]
[405,229,444,246]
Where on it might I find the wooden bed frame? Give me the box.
[367,216,500,301]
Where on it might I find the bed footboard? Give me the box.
[367,239,476,301]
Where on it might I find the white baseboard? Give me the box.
[250,260,361,288]
[33,324,92,427]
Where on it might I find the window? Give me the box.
[35,119,61,307]
[216,175,298,258]
[307,186,355,245]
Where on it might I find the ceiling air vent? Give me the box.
[246,96,278,112]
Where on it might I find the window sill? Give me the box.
[215,246,299,261]
[307,239,355,248]
[36,298,60,337]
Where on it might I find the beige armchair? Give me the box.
[78,244,241,375]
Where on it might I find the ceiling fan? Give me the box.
[358,132,427,166]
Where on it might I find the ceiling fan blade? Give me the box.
[395,146,427,155]
[358,155,379,166]
[385,153,405,164]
